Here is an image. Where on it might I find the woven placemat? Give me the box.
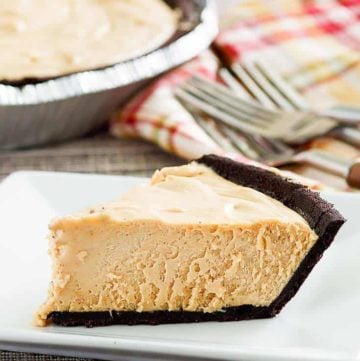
[0,132,181,181]
[0,132,181,361]
[0,352,94,361]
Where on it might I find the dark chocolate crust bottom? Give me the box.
[49,154,345,327]
[49,306,272,328]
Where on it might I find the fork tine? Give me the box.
[225,126,294,161]
[242,61,295,111]
[190,75,278,118]
[218,68,253,101]
[193,113,240,154]
[195,109,285,161]
[219,67,300,147]
[180,82,284,159]
[181,81,271,126]
[219,125,262,159]
[182,98,264,160]
[175,95,236,153]
[177,81,336,142]
[174,87,267,135]
[263,137,294,155]
[255,60,309,110]
[232,62,277,110]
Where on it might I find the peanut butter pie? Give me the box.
[0,0,177,82]
[35,155,345,327]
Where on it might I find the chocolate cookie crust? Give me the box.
[49,154,345,327]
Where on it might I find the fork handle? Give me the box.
[330,126,360,148]
[295,150,360,188]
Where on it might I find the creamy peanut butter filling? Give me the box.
[0,0,177,81]
[35,163,317,326]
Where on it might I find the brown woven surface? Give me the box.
[0,131,181,361]
[0,132,181,181]
[0,353,95,361]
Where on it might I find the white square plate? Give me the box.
[0,171,359,361]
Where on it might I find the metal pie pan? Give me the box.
[0,0,217,149]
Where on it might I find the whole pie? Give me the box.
[0,0,177,82]
[35,155,345,327]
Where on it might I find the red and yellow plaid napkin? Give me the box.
[111,51,225,160]
[216,0,360,108]
[111,0,360,190]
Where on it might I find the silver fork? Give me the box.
[175,74,360,146]
[175,78,360,187]
[231,61,360,123]
[225,60,360,148]
[190,110,360,188]
[175,75,340,143]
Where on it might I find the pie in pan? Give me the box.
[0,0,177,82]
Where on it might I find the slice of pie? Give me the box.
[35,155,345,327]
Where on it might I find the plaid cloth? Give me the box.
[111,51,225,160]
[111,0,360,190]
[216,0,360,108]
